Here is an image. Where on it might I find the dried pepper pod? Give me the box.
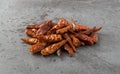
[36,20,53,35]
[41,40,67,56]
[90,33,98,43]
[36,34,62,43]
[56,25,72,34]
[29,42,46,54]
[70,34,81,47]
[75,25,90,31]
[83,26,102,35]
[63,33,76,52]
[26,24,42,29]
[25,29,37,37]
[93,26,102,32]
[21,38,39,45]
[83,27,96,35]
[56,19,76,34]
[75,32,94,45]
[64,44,74,57]
[47,18,69,34]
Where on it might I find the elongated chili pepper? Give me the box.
[29,42,46,54]
[41,40,67,56]
[75,32,94,45]
[47,18,69,34]
[70,34,81,47]
[63,33,76,52]
[36,20,53,35]
[25,29,37,37]
[21,38,39,45]
[35,34,62,43]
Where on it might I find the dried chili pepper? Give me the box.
[35,34,62,43]
[47,18,69,34]
[56,25,72,34]
[63,33,76,52]
[41,40,67,56]
[75,25,90,32]
[75,32,94,45]
[70,34,81,47]
[36,20,53,35]
[21,18,102,57]
[21,38,39,45]
[29,42,46,54]
[25,29,37,37]
[26,24,41,29]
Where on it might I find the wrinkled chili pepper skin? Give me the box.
[35,34,62,43]
[56,25,72,34]
[25,29,37,37]
[47,18,69,34]
[29,42,46,54]
[75,33,94,45]
[70,34,81,47]
[36,20,53,35]
[21,38,39,45]
[75,25,90,31]
[63,33,76,52]
[41,40,67,56]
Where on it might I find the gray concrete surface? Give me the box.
[0,0,120,74]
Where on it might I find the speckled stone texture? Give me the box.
[0,0,120,74]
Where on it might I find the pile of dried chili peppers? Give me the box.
[21,18,102,57]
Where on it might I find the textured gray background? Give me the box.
[0,0,120,74]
